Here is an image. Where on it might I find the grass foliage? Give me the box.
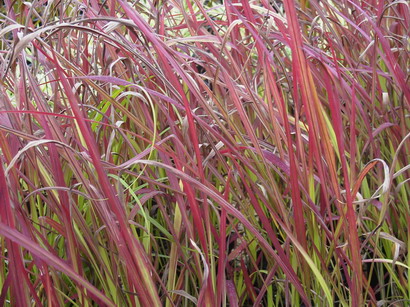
[0,0,409,306]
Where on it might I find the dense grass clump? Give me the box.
[0,0,409,306]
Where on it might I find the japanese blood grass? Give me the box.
[0,0,409,306]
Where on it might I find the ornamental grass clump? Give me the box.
[0,0,408,306]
